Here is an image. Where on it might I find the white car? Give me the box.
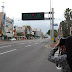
[10,38,16,41]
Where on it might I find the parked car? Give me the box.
[10,38,16,41]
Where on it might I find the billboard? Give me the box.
[22,12,44,20]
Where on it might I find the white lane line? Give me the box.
[28,45,31,46]
[0,45,11,49]
[0,49,16,55]
[20,43,26,44]
[25,45,31,47]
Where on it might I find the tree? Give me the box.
[64,8,71,21]
[64,8,72,36]
[47,30,50,35]
[26,34,32,39]
[17,33,24,36]
[54,30,58,37]
[47,30,58,37]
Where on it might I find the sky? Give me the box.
[0,0,72,34]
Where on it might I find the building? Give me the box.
[16,27,24,33]
[0,12,13,40]
[16,25,32,37]
[0,12,5,37]
[5,17,13,37]
[32,28,43,37]
[16,25,32,39]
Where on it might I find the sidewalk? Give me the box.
[50,43,56,48]
[0,40,5,42]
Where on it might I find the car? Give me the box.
[10,38,16,41]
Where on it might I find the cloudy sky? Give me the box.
[0,0,72,34]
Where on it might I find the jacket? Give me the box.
[48,46,71,72]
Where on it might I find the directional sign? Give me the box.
[22,12,44,20]
[53,24,58,26]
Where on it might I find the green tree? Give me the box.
[47,30,58,37]
[17,33,24,36]
[54,30,58,37]
[26,34,32,39]
[64,8,71,21]
[47,30,50,35]
[60,8,72,37]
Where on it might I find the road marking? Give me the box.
[28,45,31,46]
[0,45,11,49]
[0,49,16,55]
[45,43,51,48]
[0,41,25,45]
[25,45,31,47]
[0,43,12,45]
[35,43,37,44]
[20,43,26,44]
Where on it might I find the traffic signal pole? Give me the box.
[50,0,52,38]
[52,8,54,44]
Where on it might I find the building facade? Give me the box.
[0,12,13,40]
[5,17,13,37]
[32,28,43,37]
[16,25,32,36]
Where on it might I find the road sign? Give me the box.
[53,24,58,26]
[22,12,44,20]
[52,38,54,41]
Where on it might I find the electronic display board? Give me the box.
[22,12,44,20]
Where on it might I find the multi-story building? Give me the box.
[5,17,13,37]
[16,25,32,36]
[22,25,32,35]
[16,27,24,33]
[32,28,43,37]
[0,12,5,37]
[0,12,13,40]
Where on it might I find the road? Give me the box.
[0,39,61,72]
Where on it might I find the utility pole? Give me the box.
[50,0,52,38]
[1,2,5,12]
[52,8,54,44]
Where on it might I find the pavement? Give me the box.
[0,39,61,72]
[50,43,56,48]
[0,40,5,42]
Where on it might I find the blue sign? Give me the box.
[4,14,5,25]
[58,29,59,32]
[53,24,58,26]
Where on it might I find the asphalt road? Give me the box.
[0,39,61,72]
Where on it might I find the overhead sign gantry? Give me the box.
[22,12,44,20]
